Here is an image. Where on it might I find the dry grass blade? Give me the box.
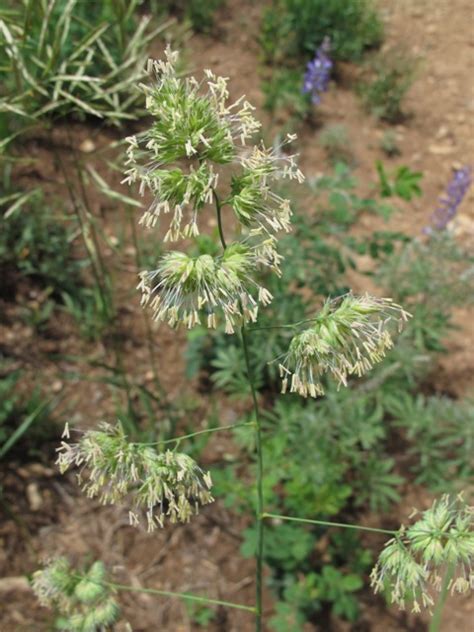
[86,165,143,208]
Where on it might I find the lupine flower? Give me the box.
[425,166,472,233]
[138,244,274,333]
[33,558,120,631]
[302,38,332,105]
[229,138,304,237]
[57,423,214,530]
[122,46,260,240]
[277,293,410,398]
[371,495,474,613]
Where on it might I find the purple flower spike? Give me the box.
[425,166,472,233]
[302,38,333,105]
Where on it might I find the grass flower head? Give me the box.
[371,495,474,612]
[122,46,260,240]
[57,423,214,531]
[278,293,410,398]
[32,558,119,631]
[138,244,274,333]
[229,137,304,237]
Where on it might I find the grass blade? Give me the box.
[0,396,59,460]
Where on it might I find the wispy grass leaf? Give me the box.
[87,165,143,207]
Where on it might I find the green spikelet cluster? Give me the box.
[278,293,410,398]
[57,422,214,530]
[32,558,119,631]
[122,47,304,332]
[371,495,474,613]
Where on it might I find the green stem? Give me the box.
[429,563,455,632]
[69,137,114,319]
[113,345,138,431]
[248,317,317,332]
[213,189,263,630]
[213,188,227,250]
[262,513,398,536]
[130,422,255,447]
[242,323,265,631]
[75,576,256,614]
[127,207,171,409]
[53,147,107,307]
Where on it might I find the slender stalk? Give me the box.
[68,134,114,319]
[214,190,264,630]
[127,207,170,406]
[213,188,227,250]
[113,344,138,431]
[74,576,256,614]
[262,513,397,536]
[53,147,108,306]
[130,421,255,447]
[248,317,317,332]
[429,563,455,632]
[242,322,265,631]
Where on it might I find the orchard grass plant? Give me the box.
[36,49,474,630]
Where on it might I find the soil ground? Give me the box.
[1,1,473,631]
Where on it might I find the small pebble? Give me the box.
[26,482,42,511]
[52,380,63,393]
[428,144,455,155]
[79,138,96,153]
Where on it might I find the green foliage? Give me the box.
[262,391,400,516]
[261,536,366,627]
[260,0,383,64]
[309,162,394,223]
[269,601,307,632]
[211,344,262,396]
[380,130,401,157]
[0,182,115,337]
[376,161,423,200]
[61,286,114,342]
[183,0,225,32]
[184,160,474,627]
[319,125,352,164]
[352,456,403,512]
[0,367,58,459]
[262,68,311,122]
[0,190,83,301]
[316,567,363,620]
[185,602,217,626]
[387,394,474,489]
[159,0,225,32]
[358,50,416,123]
[243,522,366,624]
[259,0,383,124]
[377,233,474,351]
[242,522,316,572]
[0,0,167,141]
